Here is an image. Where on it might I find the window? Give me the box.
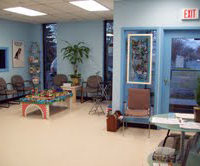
[170,38,200,112]
[43,24,57,89]
[104,20,113,99]
[0,47,8,72]
[104,20,113,82]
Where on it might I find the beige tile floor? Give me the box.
[0,101,167,166]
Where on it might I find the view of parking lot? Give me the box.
[170,38,200,111]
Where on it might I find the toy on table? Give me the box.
[24,89,70,104]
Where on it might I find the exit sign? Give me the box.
[182,8,199,20]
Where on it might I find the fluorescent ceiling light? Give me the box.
[106,33,114,37]
[69,0,109,11]
[3,7,47,16]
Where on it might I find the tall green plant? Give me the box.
[196,77,200,106]
[61,41,90,77]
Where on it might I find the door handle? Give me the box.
[164,79,168,85]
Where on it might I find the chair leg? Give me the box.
[148,121,150,138]
[89,103,95,114]
[89,98,98,114]
[123,117,125,136]
[6,94,10,108]
[0,94,9,108]
[86,92,88,101]
[9,93,20,105]
[81,89,84,103]
[99,104,105,114]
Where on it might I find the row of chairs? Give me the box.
[0,73,108,109]
[53,74,111,114]
[0,75,34,107]
[52,74,105,103]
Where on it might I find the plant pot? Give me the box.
[71,77,80,86]
[193,107,200,122]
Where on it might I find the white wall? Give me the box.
[56,21,104,82]
[113,0,200,111]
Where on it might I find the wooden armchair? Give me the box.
[11,75,34,95]
[123,88,151,137]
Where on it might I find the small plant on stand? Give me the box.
[61,41,90,85]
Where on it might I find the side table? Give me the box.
[150,113,200,164]
[61,85,81,103]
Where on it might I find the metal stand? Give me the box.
[89,95,104,115]
[89,74,110,115]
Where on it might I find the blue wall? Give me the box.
[113,0,200,113]
[0,19,42,86]
[56,21,104,81]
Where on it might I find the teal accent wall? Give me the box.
[113,0,200,113]
[56,21,104,81]
[0,19,42,86]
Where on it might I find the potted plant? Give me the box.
[194,77,200,122]
[61,41,90,85]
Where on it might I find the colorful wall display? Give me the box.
[127,34,153,84]
[12,40,25,68]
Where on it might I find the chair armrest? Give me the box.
[15,83,24,88]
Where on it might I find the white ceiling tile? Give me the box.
[0,0,113,23]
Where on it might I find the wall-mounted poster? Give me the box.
[12,40,25,67]
[127,34,153,84]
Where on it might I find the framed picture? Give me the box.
[127,34,153,84]
[12,40,25,67]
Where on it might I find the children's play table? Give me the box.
[20,90,73,119]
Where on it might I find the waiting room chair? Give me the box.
[53,74,68,88]
[81,75,102,103]
[123,88,151,137]
[11,75,34,95]
[0,77,18,108]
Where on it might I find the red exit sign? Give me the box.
[182,8,199,20]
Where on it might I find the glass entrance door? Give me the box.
[162,30,200,113]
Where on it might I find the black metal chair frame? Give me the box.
[0,83,19,108]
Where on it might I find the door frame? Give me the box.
[160,27,200,114]
[120,27,160,124]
